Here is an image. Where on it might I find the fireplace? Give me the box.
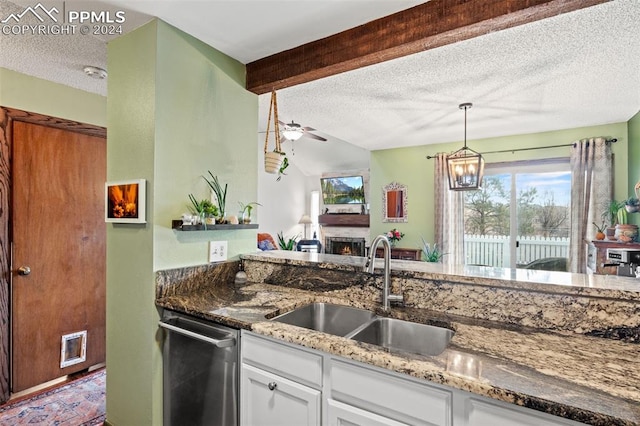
[325,237,366,257]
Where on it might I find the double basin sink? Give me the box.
[270,302,454,357]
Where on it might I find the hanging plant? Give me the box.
[276,156,289,182]
[263,90,287,176]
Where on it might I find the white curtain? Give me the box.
[434,153,465,265]
[569,137,612,273]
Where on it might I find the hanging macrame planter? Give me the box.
[264,90,286,174]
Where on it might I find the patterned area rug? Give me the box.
[0,369,105,425]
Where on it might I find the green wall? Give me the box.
[370,122,630,249]
[0,67,106,126]
[106,20,257,425]
[628,110,640,226]
[106,20,157,426]
[153,20,257,269]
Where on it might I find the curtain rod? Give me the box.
[425,138,617,159]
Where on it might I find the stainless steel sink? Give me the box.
[270,303,376,336]
[347,317,454,356]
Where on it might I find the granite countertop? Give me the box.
[157,274,640,426]
[242,251,640,298]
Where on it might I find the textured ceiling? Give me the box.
[262,0,640,152]
[0,0,152,95]
[1,1,639,175]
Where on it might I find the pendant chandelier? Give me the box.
[446,103,484,191]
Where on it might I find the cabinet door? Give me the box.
[241,364,321,426]
[330,359,452,426]
[465,398,586,426]
[327,399,409,426]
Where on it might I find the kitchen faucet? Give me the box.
[364,235,403,311]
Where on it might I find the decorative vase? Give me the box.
[605,227,616,240]
[614,224,639,243]
[240,210,251,224]
[264,151,284,174]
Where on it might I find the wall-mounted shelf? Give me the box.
[171,220,258,231]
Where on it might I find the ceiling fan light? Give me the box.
[282,124,304,141]
[283,129,304,141]
[282,122,304,141]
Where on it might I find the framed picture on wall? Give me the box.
[105,179,146,223]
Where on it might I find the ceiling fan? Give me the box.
[279,120,327,142]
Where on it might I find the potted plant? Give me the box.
[602,200,622,240]
[203,171,227,223]
[188,195,218,227]
[238,201,261,224]
[202,200,219,225]
[592,222,606,241]
[624,197,640,213]
[277,231,299,250]
[276,156,289,182]
[420,237,444,262]
[264,90,287,175]
[615,205,638,243]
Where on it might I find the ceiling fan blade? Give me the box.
[302,126,316,131]
[305,133,327,142]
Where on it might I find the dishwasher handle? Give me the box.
[159,320,236,348]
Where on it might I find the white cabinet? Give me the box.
[329,358,452,426]
[241,331,586,426]
[241,332,323,426]
[464,397,585,426]
[327,398,408,426]
[242,363,321,426]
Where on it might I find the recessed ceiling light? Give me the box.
[83,66,107,79]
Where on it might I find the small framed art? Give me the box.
[105,179,146,223]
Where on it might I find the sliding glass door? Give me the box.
[464,159,571,270]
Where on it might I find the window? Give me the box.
[464,159,571,270]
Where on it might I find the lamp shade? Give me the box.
[298,214,312,224]
[446,146,484,190]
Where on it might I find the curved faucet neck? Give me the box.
[368,235,391,273]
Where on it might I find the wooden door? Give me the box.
[11,120,106,392]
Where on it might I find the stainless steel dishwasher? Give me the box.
[159,310,239,426]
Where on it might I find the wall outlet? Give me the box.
[209,241,228,262]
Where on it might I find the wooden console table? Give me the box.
[375,247,422,261]
[586,239,640,274]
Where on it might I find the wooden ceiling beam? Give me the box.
[246,0,608,94]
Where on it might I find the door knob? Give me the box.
[267,382,277,391]
[17,266,31,276]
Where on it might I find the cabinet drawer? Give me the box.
[242,331,323,388]
[330,359,452,426]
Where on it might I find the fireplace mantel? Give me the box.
[318,214,369,227]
